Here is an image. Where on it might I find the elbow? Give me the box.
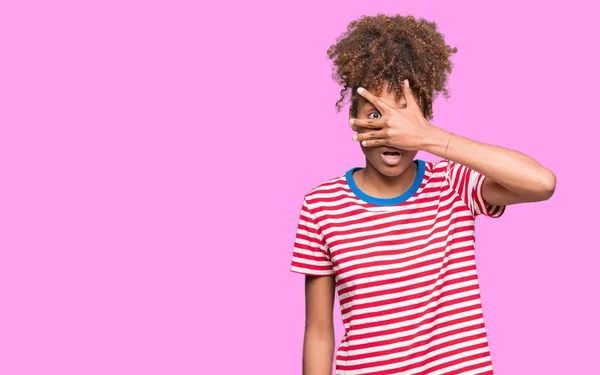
[535,170,557,201]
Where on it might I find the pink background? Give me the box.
[1,1,599,374]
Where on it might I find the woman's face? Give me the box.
[353,81,420,177]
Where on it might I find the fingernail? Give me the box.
[405,79,409,87]
[357,87,364,94]
[352,134,357,141]
[349,118,354,125]
[361,140,367,146]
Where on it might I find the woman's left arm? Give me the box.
[351,81,557,207]
[422,127,557,206]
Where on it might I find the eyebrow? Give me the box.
[360,101,406,111]
[360,103,396,112]
[360,102,377,110]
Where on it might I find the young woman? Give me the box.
[290,14,556,375]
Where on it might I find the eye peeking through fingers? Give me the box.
[367,111,382,119]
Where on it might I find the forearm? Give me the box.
[303,328,334,375]
[421,125,556,198]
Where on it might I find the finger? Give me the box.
[357,87,393,113]
[360,138,388,147]
[350,117,385,129]
[402,79,419,109]
[353,129,385,142]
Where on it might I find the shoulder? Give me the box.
[429,158,451,173]
[304,172,349,204]
[417,159,451,182]
[426,158,474,179]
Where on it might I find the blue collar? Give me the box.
[345,159,425,206]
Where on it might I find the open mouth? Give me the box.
[381,150,402,165]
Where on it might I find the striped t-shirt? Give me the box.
[290,159,505,375]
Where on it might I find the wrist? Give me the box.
[420,125,453,157]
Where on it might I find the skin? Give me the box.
[303,275,335,375]
[302,79,557,374]
[351,79,557,205]
[351,81,424,198]
[301,82,423,375]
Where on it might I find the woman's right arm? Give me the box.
[302,274,336,375]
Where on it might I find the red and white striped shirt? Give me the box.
[290,159,505,375]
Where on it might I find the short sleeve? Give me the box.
[445,160,506,218]
[290,197,335,276]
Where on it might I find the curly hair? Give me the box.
[326,14,458,120]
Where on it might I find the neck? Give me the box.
[357,159,418,199]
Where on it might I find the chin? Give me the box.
[375,162,411,177]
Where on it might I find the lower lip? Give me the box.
[381,152,402,166]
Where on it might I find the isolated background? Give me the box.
[1,1,599,374]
